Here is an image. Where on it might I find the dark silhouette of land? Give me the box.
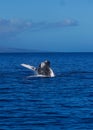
[0,47,41,53]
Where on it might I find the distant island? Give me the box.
[0,47,41,53]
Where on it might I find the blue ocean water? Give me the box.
[0,52,93,130]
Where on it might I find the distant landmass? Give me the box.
[0,47,41,53]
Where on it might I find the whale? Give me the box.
[21,60,55,77]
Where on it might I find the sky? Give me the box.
[0,0,93,52]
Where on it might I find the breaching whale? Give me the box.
[21,60,55,77]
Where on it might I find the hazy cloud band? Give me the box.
[0,18,78,36]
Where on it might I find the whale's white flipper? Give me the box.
[21,64,36,71]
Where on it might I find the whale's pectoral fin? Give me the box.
[21,64,36,71]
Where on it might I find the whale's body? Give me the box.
[21,63,55,77]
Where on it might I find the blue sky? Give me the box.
[0,0,93,52]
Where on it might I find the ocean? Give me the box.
[0,52,93,130]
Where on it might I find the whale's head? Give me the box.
[44,60,50,67]
[40,60,50,68]
[37,60,51,76]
